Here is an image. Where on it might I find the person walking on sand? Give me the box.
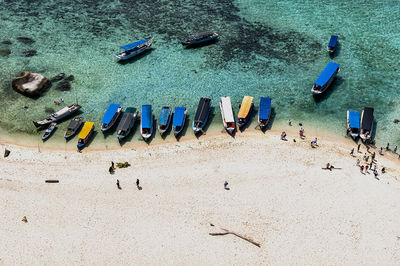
[350,148,354,155]
[116,179,121,189]
[365,165,369,172]
[386,142,390,150]
[111,161,115,169]
[356,159,360,166]
[381,167,386,174]
[280,131,287,140]
[394,145,398,153]
[357,143,361,153]
[372,152,376,161]
[379,147,383,155]
[299,128,305,138]
[360,165,364,173]
[136,178,140,188]
[373,169,378,178]
[224,181,229,190]
[288,119,292,126]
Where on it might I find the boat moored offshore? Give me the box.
[101,103,122,132]
[193,97,211,134]
[346,110,360,140]
[219,96,235,135]
[258,97,272,129]
[115,39,153,61]
[328,35,338,54]
[181,32,219,46]
[237,96,254,129]
[360,107,374,142]
[141,105,153,140]
[311,62,340,95]
[33,103,81,128]
[77,121,95,150]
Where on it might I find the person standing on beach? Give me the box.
[372,152,376,161]
[224,181,229,190]
[299,128,305,138]
[350,148,354,155]
[386,142,390,150]
[360,165,364,173]
[356,159,360,166]
[365,165,369,172]
[288,119,292,126]
[357,144,361,153]
[373,169,378,178]
[136,178,140,189]
[379,147,383,155]
[394,145,398,153]
[116,179,121,189]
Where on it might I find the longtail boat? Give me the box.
[116,111,138,141]
[33,103,81,128]
[181,32,218,46]
[42,122,57,141]
[141,105,153,140]
[346,110,360,140]
[311,62,340,95]
[101,103,122,132]
[64,117,83,139]
[115,39,153,61]
[237,96,254,129]
[158,106,172,135]
[360,107,374,142]
[219,96,235,135]
[77,122,95,150]
[193,97,211,134]
[172,107,187,137]
[258,97,272,129]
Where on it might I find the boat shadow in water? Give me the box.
[313,76,344,103]
[239,107,257,132]
[117,48,154,65]
[259,108,276,133]
[195,108,215,139]
[184,39,219,49]
[175,114,190,142]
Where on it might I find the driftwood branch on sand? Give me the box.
[209,228,261,248]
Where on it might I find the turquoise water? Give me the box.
[0,0,399,149]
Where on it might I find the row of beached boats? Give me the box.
[346,107,374,143]
[32,95,272,150]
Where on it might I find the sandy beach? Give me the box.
[1,129,400,265]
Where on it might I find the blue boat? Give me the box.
[328,35,338,54]
[172,107,187,136]
[115,39,153,61]
[193,97,211,134]
[181,32,219,46]
[258,97,272,129]
[141,105,153,140]
[311,62,340,95]
[158,106,172,135]
[101,104,122,132]
[346,110,360,140]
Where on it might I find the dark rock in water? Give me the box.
[4,149,10,158]
[55,80,71,91]
[2,40,12,45]
[22,50,37,57]
[50,73,65,82]
[12,72,51,97]
[17,37,35,44]
[0,49,11,56]
[394,119,400,124]
[45,107,55,113]
[64,75,74,82]
[23,106,28,109]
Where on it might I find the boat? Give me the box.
[193,97,211,133]
[346,110,360,140]
[158,106,172,135]
[311,62,340,95]
[115,39,153,61]
[360,107,374,142]
[141,105,153,140]
[258,97,272,129]
[77,121,95,150]
[237,96,254,128]
[42,122,57,141]
[116,111,138,141]
[101,103,122,132]
[64,117,83,139]
[219,96,235,134]
[172,107,187,136]
[33,103,81,128]
[181,32,219,46]
[328,35,338,54]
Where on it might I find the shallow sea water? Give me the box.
[0,0,399,149]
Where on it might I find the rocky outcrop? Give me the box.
[12,72,51,97]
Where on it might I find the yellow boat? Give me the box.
[237,96,254,128]
[77,121,95,150]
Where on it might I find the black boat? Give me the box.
[360,107,374,142]
[181,32,219,46]
[116,111,138,141]
[192,97,211,134]
[64,117,83,139]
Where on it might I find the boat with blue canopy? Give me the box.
[193,97,211,134]
[101,103,122,132]
[115,38,153,61]
[158,106,172,135]
[141,105,153,140]
[258,97,272,129]
[328,35,338,54]
[360,107,374,142]
[116,110,138,141]
[346,110,360,140]
[237,96,254,129]
[173,107,187,137]
[311,62,340,95]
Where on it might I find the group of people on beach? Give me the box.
[352,143,391,179]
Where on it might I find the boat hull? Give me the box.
[311,68,340,95]
[64,118,83,139]
[117,112,138,142]
[173,111,187,137]
[115,39,153,61]
[33,104,81,128]
[101,107,122,132]
[42,123,57,141]
[238,104,254,128]
[192,112,209,133]
[182,36,218,46]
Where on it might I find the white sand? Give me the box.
[1,131,400,265]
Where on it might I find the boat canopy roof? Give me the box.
[101,104,120,124]
[142,105,152,129]
[52,106,69,117]
[238,96,254,118]
[314,62,340,87]
[328,35,338,47]
[173,107,186,126]
[220,97,234,123]
[194,97,211,122]
[68,119,81,129]
[259,97,272,120]
[361,107,374,130]
[78,122,94,139]
[121,40,147,50]
[348,110,360,129]
[159,107,171,126]
[117,112,135,131]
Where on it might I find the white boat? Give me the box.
[33,104,81,128]
[115,39,153,61]
[141,105,153,140]
[219,96,235,135]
